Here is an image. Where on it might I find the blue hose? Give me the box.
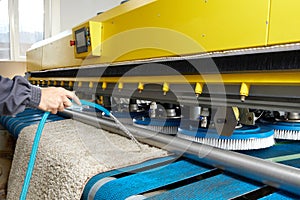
[20,100,111,200]
[20,111,50,200]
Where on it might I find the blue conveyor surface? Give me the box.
[83,139,300,199]
[148,173,263,200]
[0,108,65,138]
[1,108,300,199]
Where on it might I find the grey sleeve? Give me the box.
[0,75,41,115]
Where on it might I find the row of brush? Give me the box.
[106,100,300,151]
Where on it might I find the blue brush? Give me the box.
[109,110,147,124]
[133,116,180,135]
[259,119,300,140]
[177,125,275,150]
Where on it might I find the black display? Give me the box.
[75,27,88,54]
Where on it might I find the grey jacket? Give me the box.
[0,76,41,115]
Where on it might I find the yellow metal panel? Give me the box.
[26,47,42,72]
[99,0,270,62]
[91,0,157,22]
[268,0,300,45]
[42,34,82,70]
[90,21,102,56]
[72,21,102,58]
[29,71,300,85]
[70,0,270,62]
[28,0,271,70]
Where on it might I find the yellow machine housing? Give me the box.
[26,0,300,107]
[26,0,300,71]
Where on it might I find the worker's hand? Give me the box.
[38,87,81,114]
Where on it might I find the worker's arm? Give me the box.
[0,75,40,115]
[0,75,80,116]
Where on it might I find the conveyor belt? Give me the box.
[83,141,300,199]
[0,108,65,138]
[83,156,262,199]
[1,109,300,199]
[260,192,300,200]
[148,172,264,199]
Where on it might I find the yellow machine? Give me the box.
[27,0,300,97]
[12,0,300,198]
[26,0,300,136]
[28,0,300,67]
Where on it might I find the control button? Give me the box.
[70,40,76,46]
[87,39,91,46]
[86,28,90,36]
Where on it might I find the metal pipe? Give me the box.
[63,109,300,196]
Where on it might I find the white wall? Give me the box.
[0,61,26,78]
[60,0,123,31]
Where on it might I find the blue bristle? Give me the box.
[177,125,275,150]
[133,116,181,135]
[259,119,300,131]
[112,111,147,119]
[133,117,180,127]
[179,125,274,140]
[259,119,300,140]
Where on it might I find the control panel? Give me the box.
[71,21,102,59]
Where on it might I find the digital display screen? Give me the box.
[76,31,86,48]
[75,28,88,54]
